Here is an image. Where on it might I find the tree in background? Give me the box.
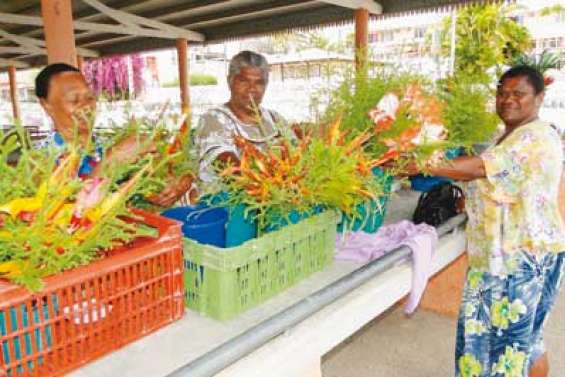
[83,54,145,100]
[539,4,564,17]
[439,4,532,84]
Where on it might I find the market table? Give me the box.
[73,189,467,377]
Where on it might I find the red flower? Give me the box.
[544,76,554,86]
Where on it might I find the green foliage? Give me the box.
[511,50,561,73]
[440,4,532,84]
[96,114,197,211]
[439,75,499,149]
[0,112,194,291]
[540,5,565,17]
[0,124,56,202]
[317,68,428,156]
[318,64,498,167]
[302,139,387,217]
[204,118,388,233]
[163,73,218,87]
[190,73,218,86]
[0,139,153,290]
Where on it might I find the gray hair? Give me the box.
[228,50,269,84]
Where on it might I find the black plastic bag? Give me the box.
[412,182,464,227]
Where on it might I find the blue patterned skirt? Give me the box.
[455,251,565,377]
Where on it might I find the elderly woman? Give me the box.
[400,65,564,377]
[195,50,287,182]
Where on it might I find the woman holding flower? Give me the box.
[35,63,190,207]
[396,65,564,377]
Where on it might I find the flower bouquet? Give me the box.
[0,117,195,291]
[209,116,389,233]
[320,70,499,173]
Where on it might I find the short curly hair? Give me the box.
[228,51,269,85]
[498,65,545,95]
[35,63,80,99]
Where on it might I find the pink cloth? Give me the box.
[335,220,438,314]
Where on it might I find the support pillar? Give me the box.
[40,0,77,66]
[176,38,190,116]
[8,66,20,122]
[355,8,369,72]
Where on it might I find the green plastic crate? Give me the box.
[183,211,337,320]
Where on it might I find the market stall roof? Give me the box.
[0,0,484,69]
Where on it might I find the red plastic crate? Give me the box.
[0,210,184,377]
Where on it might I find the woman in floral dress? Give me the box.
[400,65,565,377]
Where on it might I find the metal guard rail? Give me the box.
[168,213,468,377]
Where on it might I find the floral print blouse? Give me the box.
[463,120,565,275]
[195,104,286,182]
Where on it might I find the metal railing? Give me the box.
[168,214,468,377]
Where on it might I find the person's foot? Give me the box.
[529,353,549,377]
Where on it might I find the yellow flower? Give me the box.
[458,353,482,377]
[464,319,487,335]
[493,346,526,377]
[467,270,484,290]
[0,195,43,218]
[0,261,23,278]
[491,297,527,330]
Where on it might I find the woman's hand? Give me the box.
[92,135,157,179]
[381,159,421,177]
[146,174,194,208]
[112,135,157,160]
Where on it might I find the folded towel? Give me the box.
[336,220,438,314]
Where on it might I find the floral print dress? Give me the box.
[456,120,565,377]
[194,104,286,182]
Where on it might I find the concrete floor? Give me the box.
[322,290,565,377]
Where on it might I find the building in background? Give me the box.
[522,7,565,68]
[267,49,353,82]
[366,2,565,76]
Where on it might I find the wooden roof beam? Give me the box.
[80,0,204,41]
[0,26,99,57]
[0,58,29,69]
[0,27,44,55]
[79,0,320,48]
[318,0,382,14]
[1,0,226,44]
[0,6,204,42]
[76,0,231,23]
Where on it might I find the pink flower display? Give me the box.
[83,54,145,100]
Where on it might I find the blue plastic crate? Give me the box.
[162,205,228,248]
[410,147,461,192]
[0,297,56,375]
[410,175,452,192]
[187,193,258,248]
[264,206,325,233]
[338,168,393,233]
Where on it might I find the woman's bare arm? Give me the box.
[393,155,486,181]
[429,156,486,181]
